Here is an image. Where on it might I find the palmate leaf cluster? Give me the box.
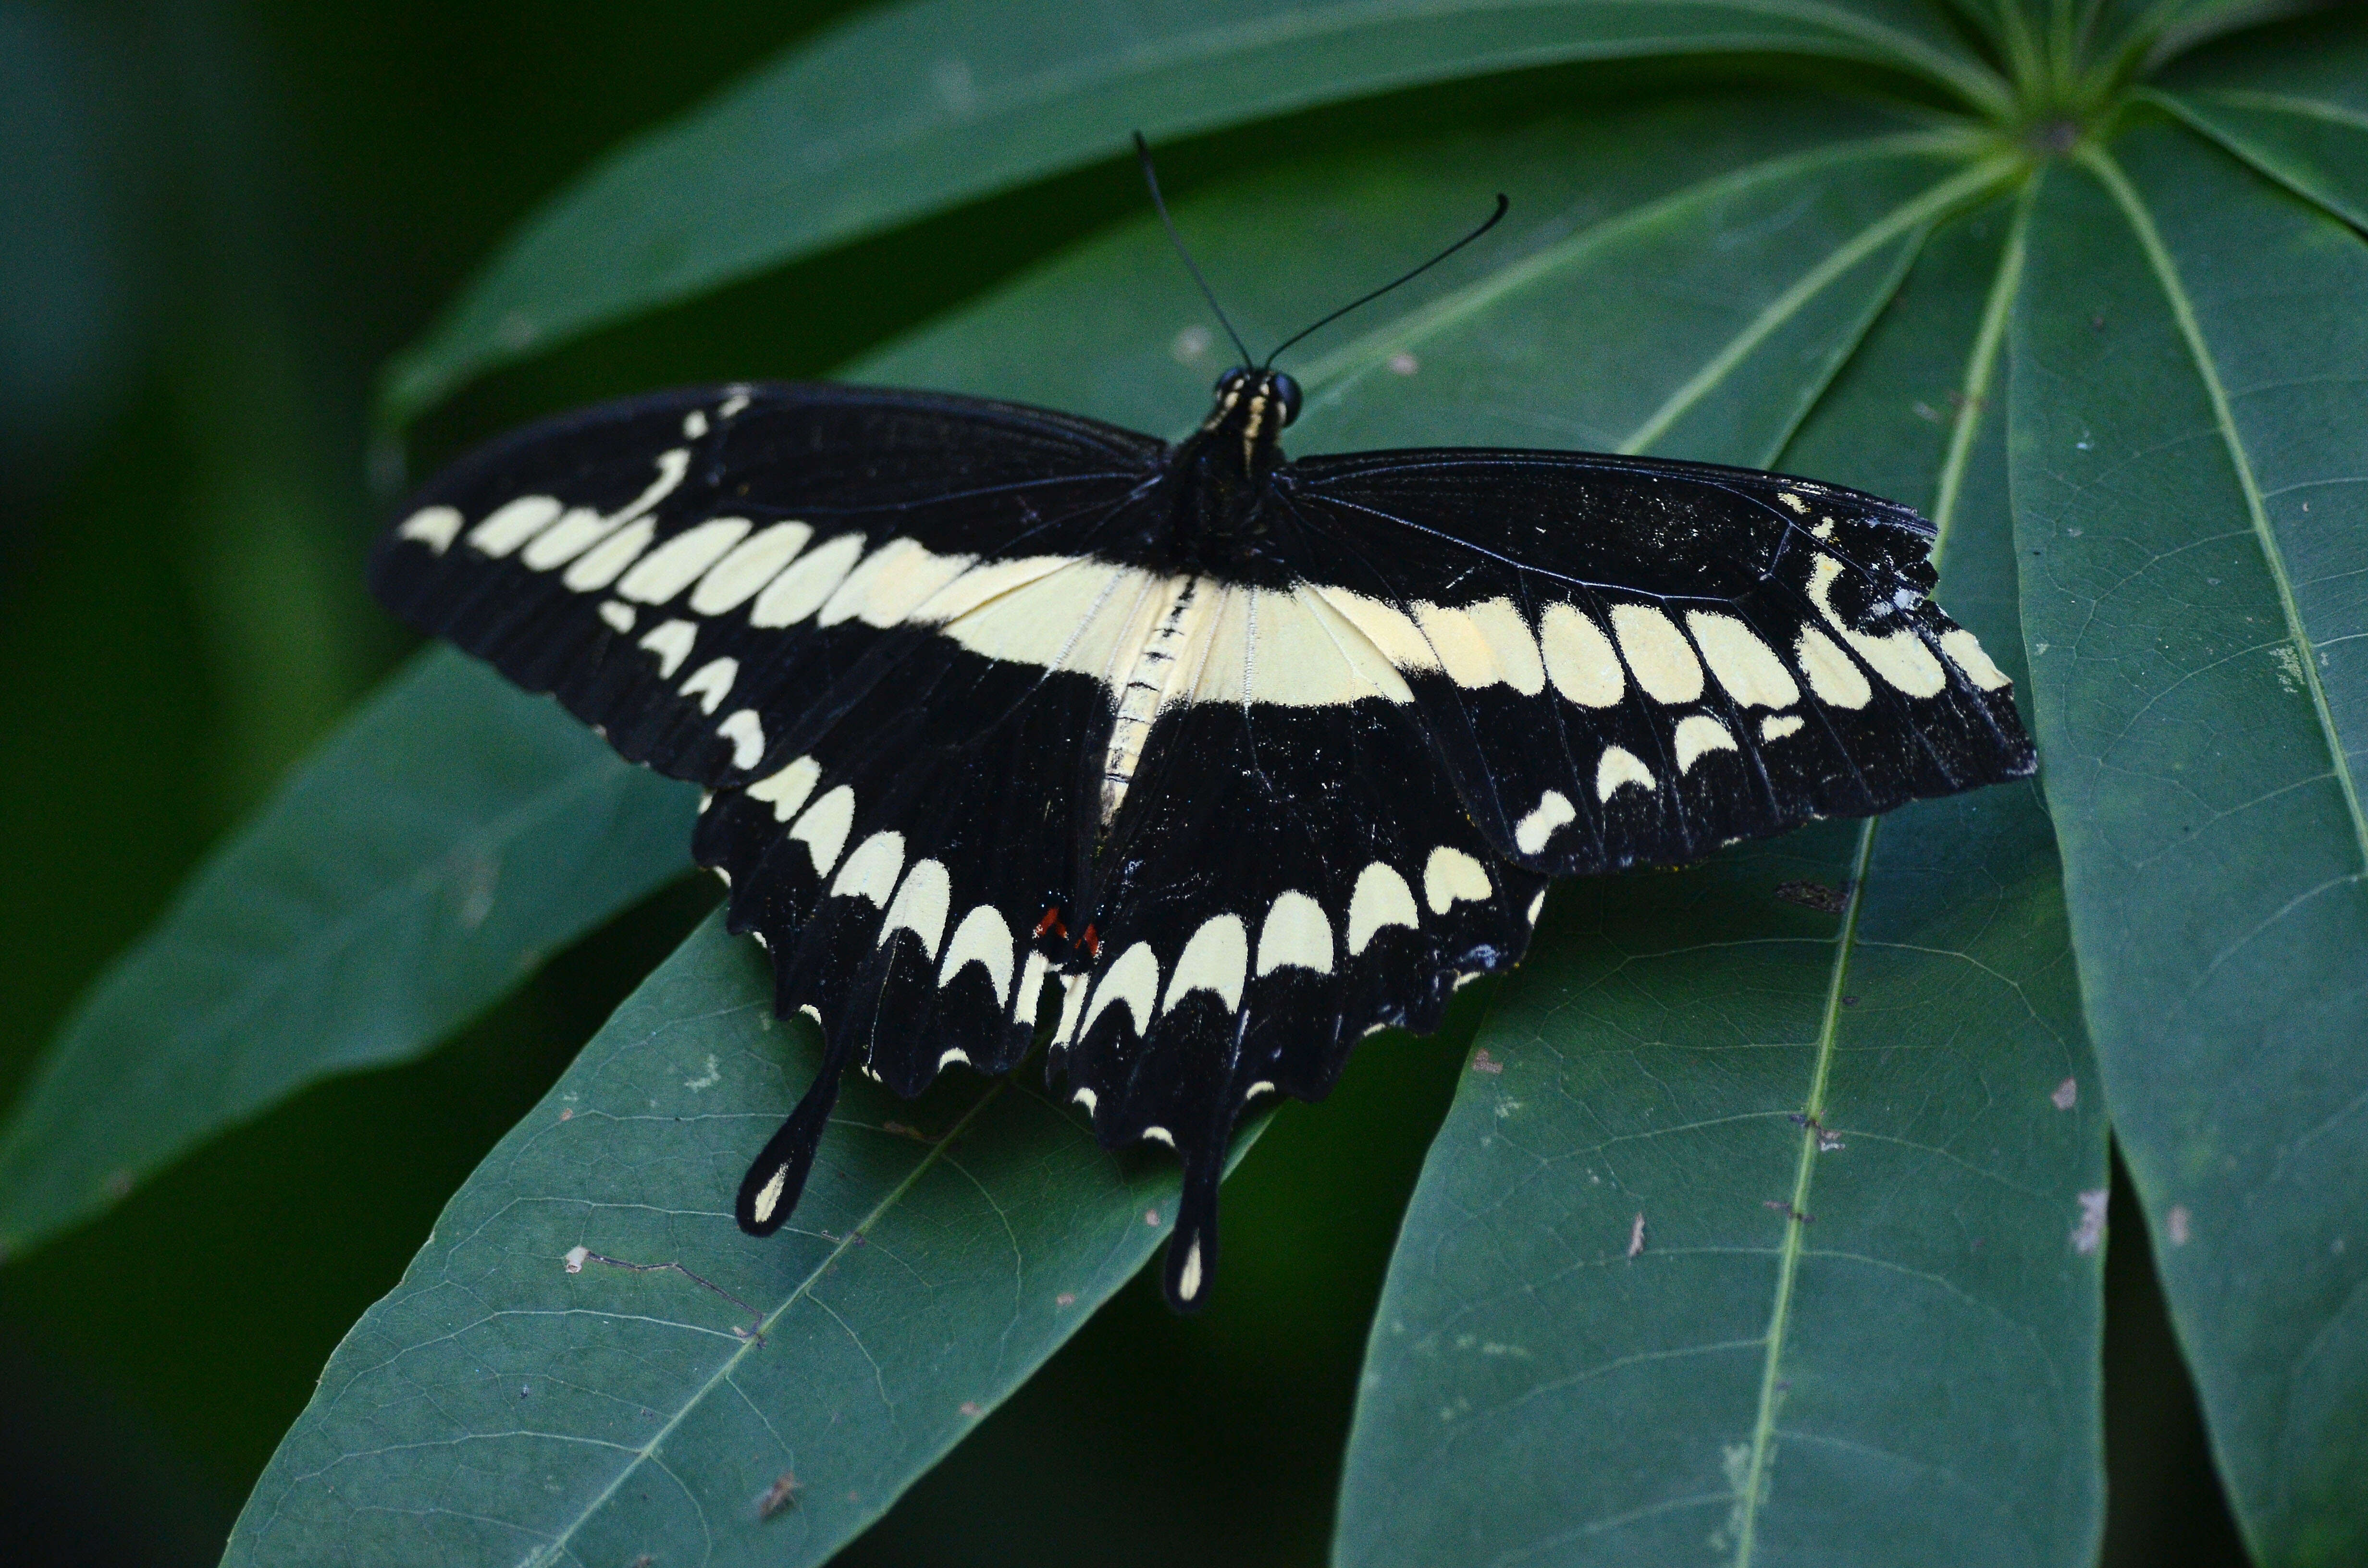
[3,0,2365,1562]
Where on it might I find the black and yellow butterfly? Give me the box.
[372,157,2032,1311]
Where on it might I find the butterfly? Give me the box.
[371,149,2034,1311]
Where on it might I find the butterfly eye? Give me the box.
[1270,373,1302,427]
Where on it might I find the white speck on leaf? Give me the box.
[563,1246,589,1274]
[2167,1206,2191,1247]
[1627,1213,1647,1258]
[685,1054,721,1090]
[1172,325,1211,364]
[2072,1188,2109,1254]
[931,58,976,113]
[2052,1077,2078,1110]
[2271,645,2304,692]
[1388,350,1419,375]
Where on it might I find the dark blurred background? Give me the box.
[0,2,2251,1563]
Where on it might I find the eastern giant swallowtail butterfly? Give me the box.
[372,150,2034,1311]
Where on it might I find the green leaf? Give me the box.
[1335,199,2111,1565]
[382,0,2007,419]
[0,649,696,1258]
[2145,19,2368,234]
[2010,126,2368,1561]
[218,93,2030,1558]
[220,913,1262,1568]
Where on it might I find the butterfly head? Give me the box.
[1202,368,1301,477]
[1211,368,1301,429]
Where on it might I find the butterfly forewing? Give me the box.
[1271,449,2029,877]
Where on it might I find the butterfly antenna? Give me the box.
[1262,193,1508,368]
[1135,132,1256,369]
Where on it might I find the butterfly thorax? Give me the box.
[1144,369,1299,583]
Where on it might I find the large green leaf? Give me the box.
[222,914,1264,1567]
[382,0,2008,418]
[2146,17,2368,233]
[1335,199,2112,1565]
[2011,127,2368,1562]
[0,650,695,1258]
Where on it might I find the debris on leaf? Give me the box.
[1470,1048,1503,1075]
[1775,879,1850,914]
[2052,1077,2078,1110]
[2167,1206,2191,1247]
[758,1472,802,1519]
[1787,1112,1845,1152]
[1627,1213,1647,1258]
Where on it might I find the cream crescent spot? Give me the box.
[748,756,820,821]
[396,505,462,553]
[1515,790,1576,856]
[829,831,905,907]
[1597,746,1657,800]
[637,619,697,679]
[879,858,952,958]
[939,905,1017,1005]
[1347,862,1419,956]
[1161,914,1248,1016]
[788,785,855,877]
[1673,714,1738,773]
[1081,943,1160,1040]
[678,656,737,715]
[716,709,765,770]
[1255,890,1333,976]
[1423,846,1492,914]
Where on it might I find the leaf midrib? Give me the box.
[1728,818,1875,1563]
[1728,207,2024,1562]
[2078,144,2368,880]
